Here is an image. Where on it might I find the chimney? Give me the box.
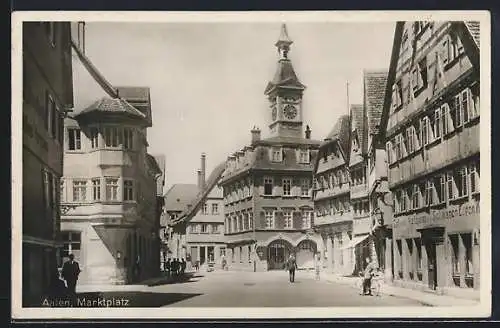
[251,126,261,144]
[197,169,202,191]
[305,125,311,139]
[201,153,206,190]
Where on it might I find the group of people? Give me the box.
[163,258,186,276]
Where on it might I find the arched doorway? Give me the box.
[296,239,317,269]
[267,239,293,270]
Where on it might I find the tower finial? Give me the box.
[275,23,293,59]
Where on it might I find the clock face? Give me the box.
[272,106,277,121]
[283,104,298,120]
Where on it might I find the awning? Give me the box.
[339,234,370,250]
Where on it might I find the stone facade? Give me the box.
[220,25,321,272]
[60,34,161,285]
[380,21,480,297]
[22,22,74,305]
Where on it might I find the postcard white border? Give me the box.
[11,10,492,320]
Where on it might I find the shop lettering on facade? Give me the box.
[394,202,479,226]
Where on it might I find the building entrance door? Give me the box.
[200,246,206,265]
[268,240,292,270]
[426,242,437,290]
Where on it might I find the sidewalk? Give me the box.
[321,272,479,307]
[76,271,199,293]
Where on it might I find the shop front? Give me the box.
[392,201,480,296]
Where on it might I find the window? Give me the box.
[45,22,56,47]
[282,178,292,196]
[447,171,456,201]
[265,211,275,229]
[411,58,428,92]
[90,127,99,149]
[386,141,393,164]
[72,180,87,202]
[456,166,468,198]
[91,179,101,201]
[394,135,402,160]
[392,80,404,110]
[442,103,454,135]
[201,224,208,233]
[249,213,254,230]
[299,149,310,163]
[420,116,433,146]
[300,178,310,197]
[433,174,446,204]
[442,34,465,65]
[264,177,273,195]
[123,128,134,149]
[202,203,208,214]
[212,203,219,215]
[60,231,81,264]
[104,127,122,148]
[283,210,293,229]
[400,188,407,212]
[434,108,443,139]
[411,184,420,209]
[220,247,226,257]
[424,180,433,206]
[68,128,81,150]
[469,162,480,194]
[406,127,415,153]
[105,178,119,201]
[271,147,282,162]
[124,180,134,201]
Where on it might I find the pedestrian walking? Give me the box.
[314,253,321,281]
[362,257,377,296]
[286,254,298,283]
[61,254,81,295]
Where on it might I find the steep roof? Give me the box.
[173,162,226,225]
[164,184,199,212]
[322,114,351,155]
[146,153,163,176]
[74,97,146,119]
[364,70,388,137]
[116,86,153,126]
[265,59,305,94]
[465,21,480,47]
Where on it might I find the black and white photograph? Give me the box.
[11,11,491,319]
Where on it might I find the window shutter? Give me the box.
[444,103,455,134]
[467,88,476,119]
[400,133,408,157]
[413,125,421,149]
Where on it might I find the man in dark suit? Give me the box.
[286,254,298,283]
[62,254,81,295]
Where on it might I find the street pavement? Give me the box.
[75,269,424,307]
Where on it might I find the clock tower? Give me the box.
[264,24,305,138]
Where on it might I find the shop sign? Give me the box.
[393,202,479,227]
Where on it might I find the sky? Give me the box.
[73,21,395,192]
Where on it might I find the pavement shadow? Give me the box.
[146,272,204,287]
[30,291,203,308]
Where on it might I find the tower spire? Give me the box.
[275,23,293,60]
